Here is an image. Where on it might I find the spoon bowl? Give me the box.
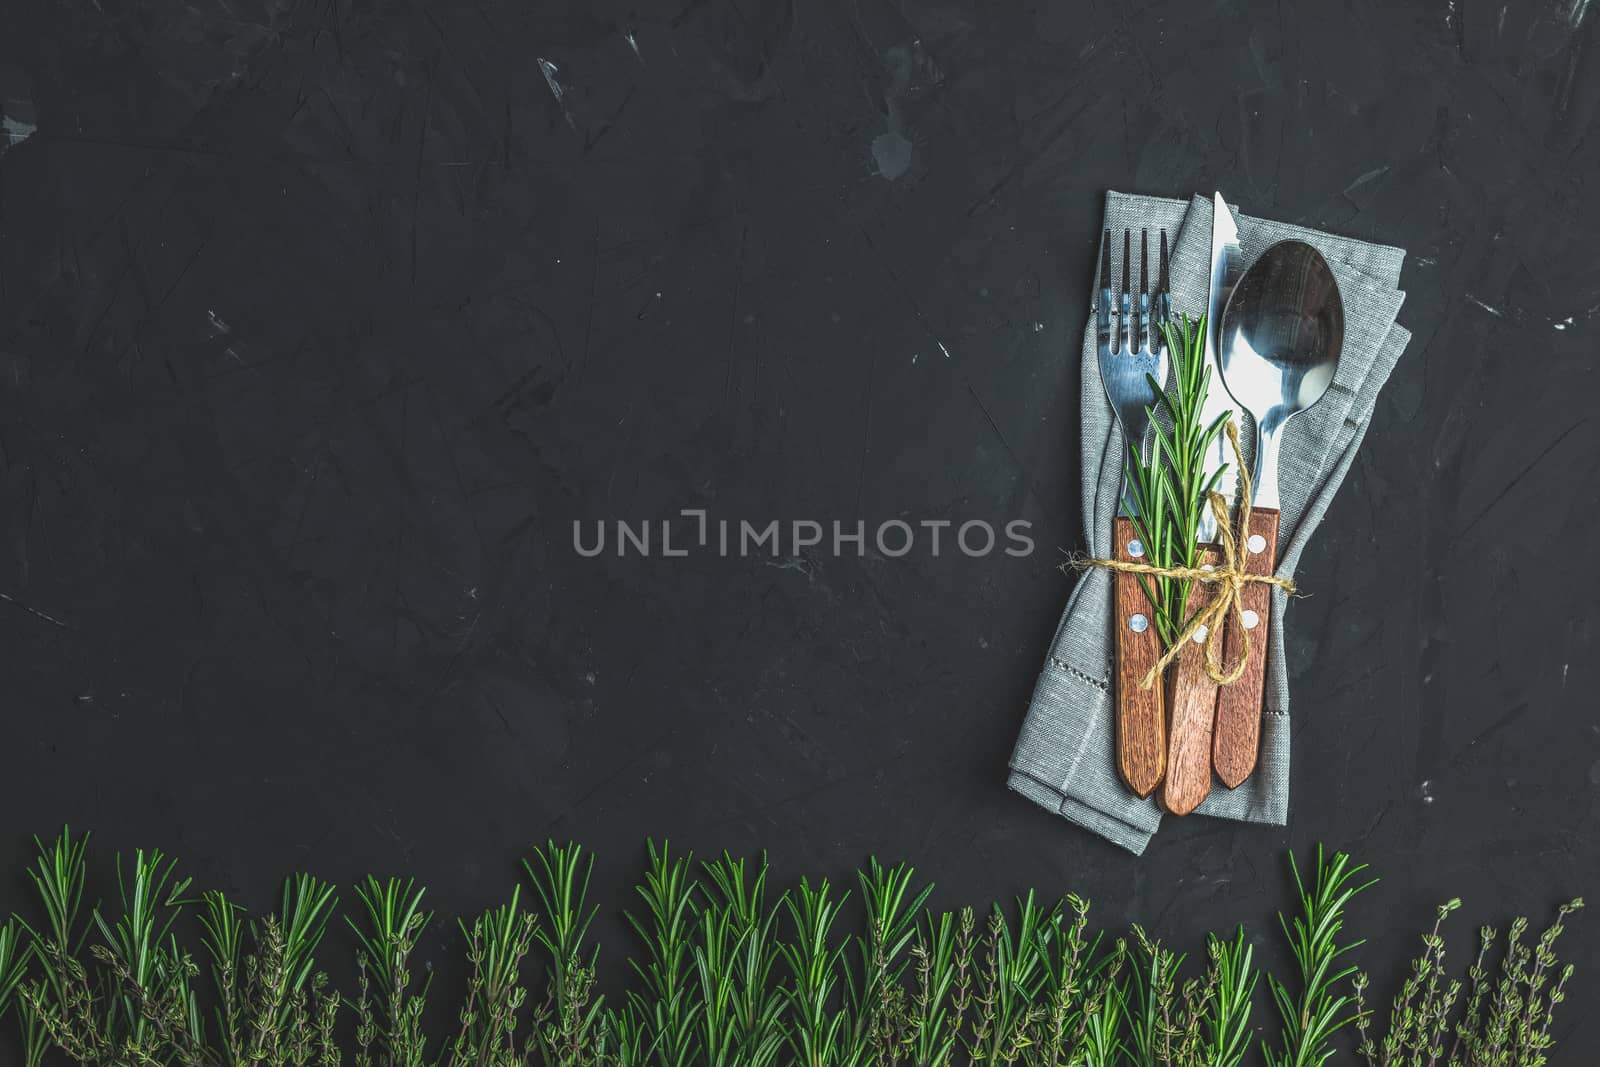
[1219,240,1344,508]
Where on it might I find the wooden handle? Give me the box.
[1161,544,1221,816]
[1213,508,1280,788]
[1112,516,1166,798]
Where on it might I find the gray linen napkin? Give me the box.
[1008,191,1412,855]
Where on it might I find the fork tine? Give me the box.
[1119,230,1132,352]
[1098,229,1113,346]
[1155,228,1171,350]
[1121,230,1131,295]
[1137,229,1150,352]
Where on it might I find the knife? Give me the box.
[1161,194,1245,815]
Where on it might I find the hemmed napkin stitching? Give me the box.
[1048,657,1109,691]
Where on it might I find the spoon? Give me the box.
[1212,239,1344,787]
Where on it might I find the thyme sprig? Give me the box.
[1354,896,1584,1067]
[1121,313,1231,648]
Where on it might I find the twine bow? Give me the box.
[1072,419,1297,689]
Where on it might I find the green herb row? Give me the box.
[0,831,1579,1067]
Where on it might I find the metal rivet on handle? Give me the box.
[1247,534,1267,554]
[1129,613,1149,633]
[1128,539,1145,558]
[1242,609,1260,629]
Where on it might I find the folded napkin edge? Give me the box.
[1006,771,1154,855]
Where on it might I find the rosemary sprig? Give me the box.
[525,840,607,1065]
[348,875,432,1067]
[447,886,537,1067]
[1207,928,1259,1067]
[625,841,702,1067]
[779,877,852,1067]
[906,907,964,1066]
[0,917,26,1023]
[1265,846,1375,1067]
[850,857,933,1064]
[696,853,787,1067]
[1121,313,1231,648]
[15,827,89,1067]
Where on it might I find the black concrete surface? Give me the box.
[2,0,1597,1058]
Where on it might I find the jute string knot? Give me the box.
[1069,419,1297,689]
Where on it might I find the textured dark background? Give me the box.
[2,0,1597,1058]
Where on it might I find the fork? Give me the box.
[1097,228,1171,799]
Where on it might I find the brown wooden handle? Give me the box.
[1161,544,1221,816]
[1213,508,1280,788]
[1112,516,1165,798]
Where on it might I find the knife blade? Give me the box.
[1197,193,1244,541]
